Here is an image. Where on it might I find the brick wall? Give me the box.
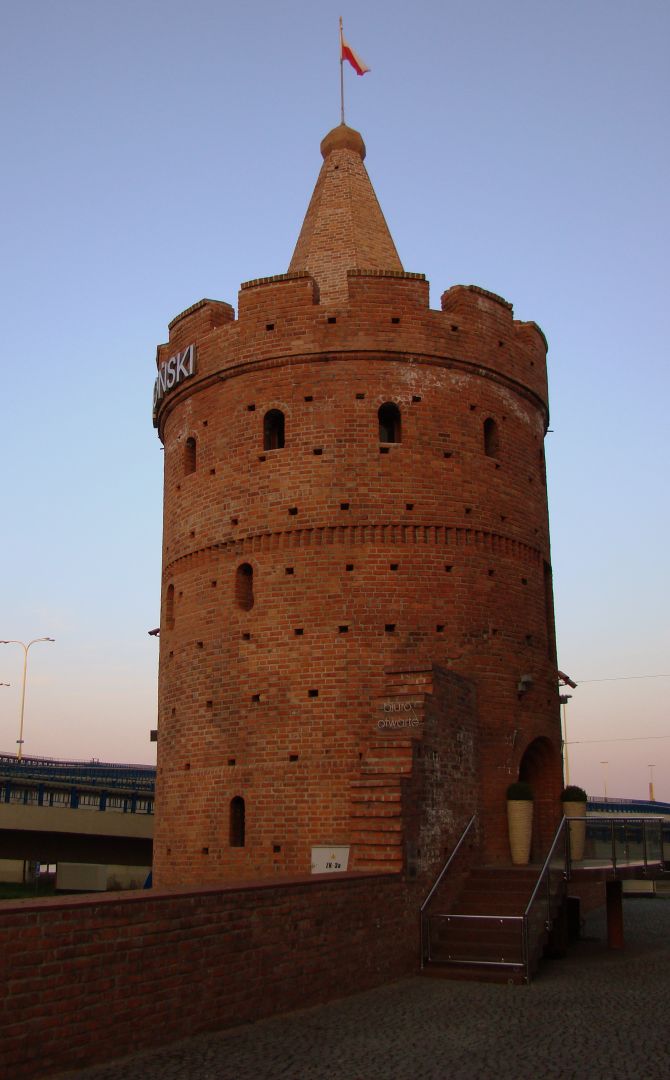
[0,873,418,1078]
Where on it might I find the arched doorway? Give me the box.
[518,736,561,858]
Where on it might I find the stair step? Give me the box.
[350,794,401,807]
[467,870,539,883]
[352,850,403,865]
[384,667,433,679]
[431,919,523,936]
[361,763,413,775]
[351,778,402,789]
[367,738,415,748]
[421,859,564,985]
[351,833,403,848]
[364,748,414,761]
[454,894,532,911]
[430,946,523,963]
[422,962,526,985]
[351,826,403,838]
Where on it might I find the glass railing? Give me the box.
[573,816,665,872]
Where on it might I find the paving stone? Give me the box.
[54,899,670,1080]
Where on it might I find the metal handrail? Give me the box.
[522,817,569,982]
[524,817,569,918]
[420,815,476,914]
[432,913,523,923]
[422,812,667,981]
[420,814,476,968]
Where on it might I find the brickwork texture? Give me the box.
[152,124,563,887]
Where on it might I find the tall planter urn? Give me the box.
[561,786,587,862]
[506,781,534,866]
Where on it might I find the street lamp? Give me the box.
[559,693,573,785]
[600,760,609,799]
[0,638,55,760]
[558,671,577,787]
[649,764,656,802]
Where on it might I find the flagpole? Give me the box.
[339,16,345,125]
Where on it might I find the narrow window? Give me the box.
[235,563,254,611]
[378,402,401,443]
[165,584,175,630]
[230,796,245,847]
[263,409,285,450]
[184,436,197,474]
[483,418,499,458]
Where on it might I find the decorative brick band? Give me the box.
[163,524,544,580]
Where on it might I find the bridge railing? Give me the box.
[0,752,156,791]
[1,780,153,814]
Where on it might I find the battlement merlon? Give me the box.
[154,274,549,437]
[442,283,548,354]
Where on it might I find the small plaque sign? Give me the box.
[311,845,350,874]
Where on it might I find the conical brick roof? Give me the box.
[288,124,403,305]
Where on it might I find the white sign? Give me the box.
[152,343,197,416]
[377,699,421,730]
[311,846,350,874]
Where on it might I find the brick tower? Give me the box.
[152,124,563,888]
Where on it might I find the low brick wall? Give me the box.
[0,873,418,1078]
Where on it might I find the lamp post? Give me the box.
[558,671,577,788]
[559,693,572,785]
[600,760,609,799]
[649,764,656,802]
[0,638,55,760]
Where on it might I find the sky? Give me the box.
[1,1,668,801]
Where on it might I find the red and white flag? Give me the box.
[341,36,370,76]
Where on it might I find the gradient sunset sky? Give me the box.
[1,1,668,801]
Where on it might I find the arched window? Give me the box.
[184,436,197,474]
[230,796,245,847]
[235,563,254,611]
[263,409,285,450]
[165,584,175,630]
[483,418,499,458]
[378,402,401,443]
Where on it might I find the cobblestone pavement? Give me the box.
[56,899,670,1080]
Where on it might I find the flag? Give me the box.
[341,36,370,76]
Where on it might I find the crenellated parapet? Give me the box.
[154,270,549,439]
